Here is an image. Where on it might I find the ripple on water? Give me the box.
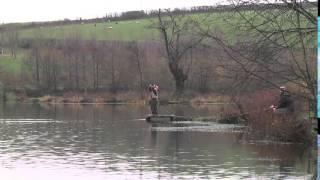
[0,118,63,124]
[0,104,314,180]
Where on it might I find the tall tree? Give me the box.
[7,27,19,59]
[202,0,317,116]
[155,9,204,96]
[127,41,145,99]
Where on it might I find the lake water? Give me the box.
[0,103,315,179]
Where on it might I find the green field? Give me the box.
[19,19,158,41]
[16,10,315,43]
[17,12,240,41]
[0,12,237,76]
[0,55,22,75]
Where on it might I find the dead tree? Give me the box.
[202,0,316,117]
[7,28,19,59]
[155,9,204,96]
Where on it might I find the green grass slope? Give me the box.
[19,19,159,41]
[0,55,23,75]
[17,12,239,41]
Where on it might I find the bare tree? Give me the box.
[127,41,145,99]
[108,42,119,94]
[202,0,316,116]
[154,9,205,96]
[88,40,101,90]
[28,45,42,88]
[7,27,19,59]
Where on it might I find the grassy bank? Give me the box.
[19,19,158,41]
[184,89,315,145]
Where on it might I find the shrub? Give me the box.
[235,89,312,143]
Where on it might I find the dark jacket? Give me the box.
[277,90,292,109]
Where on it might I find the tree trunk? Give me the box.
[175,78,186,95]
[137,57,144,99]
[53,62,57,92]
[173,69,187,95]
[111,51,116,93]
[75,56,79,90]
[35,49,40,88]
[168,60,187,95]
[95,62,99,90]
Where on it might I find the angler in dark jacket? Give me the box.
[270,86,293,113]
[277,87,292,108]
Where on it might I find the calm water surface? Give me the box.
[0,103,314,179]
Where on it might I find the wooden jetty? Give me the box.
[146,114,192,123]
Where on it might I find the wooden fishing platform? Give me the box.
[146,114,192,123]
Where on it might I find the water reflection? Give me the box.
[0,103,314,179]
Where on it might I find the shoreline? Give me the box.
[4,92,233,105]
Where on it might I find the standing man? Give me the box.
[148,84,159,115]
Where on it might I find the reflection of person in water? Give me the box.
[148,84,159,115]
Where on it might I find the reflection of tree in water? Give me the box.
[173,105,185,116]
[147,125,185,178]
[0,104,314,179]
[278,160,295,179]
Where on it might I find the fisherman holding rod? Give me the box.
[148,83,159,115]
[270,86,293,113]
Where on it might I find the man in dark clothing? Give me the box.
[278,86,292,108]
[270,86,293,113]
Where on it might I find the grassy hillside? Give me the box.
[0,9,315,81]
[16,10,315,42]
[0,54,23,75]
[17,12,239,41]
[19,19,159,41]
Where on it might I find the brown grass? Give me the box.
[38,95,54,102]
[190,93,231,105]
[237,89,312,143]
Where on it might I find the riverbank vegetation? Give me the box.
[0,0,316,144]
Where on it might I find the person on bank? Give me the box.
[270,86,293,113]
[148,84,159,115]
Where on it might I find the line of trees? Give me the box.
[0,0,316,115]
[22,37,226,96]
